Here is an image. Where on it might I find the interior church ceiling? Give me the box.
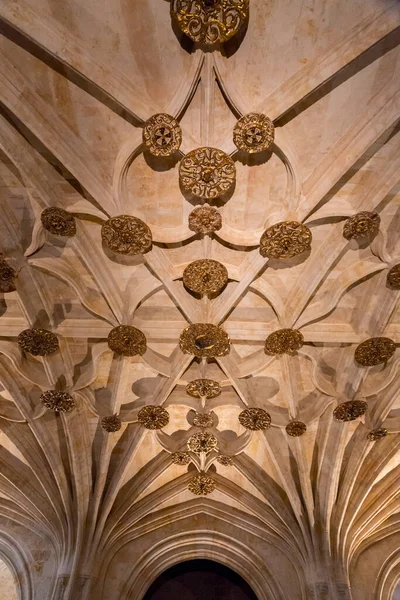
[0,0,399,599]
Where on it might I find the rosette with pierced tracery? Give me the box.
[193,412,214,428]
[143,113,182,157]
[138,406,170,430]
[183,259,228,296]
[41,391,75,413]
[216,454,233,466]
[101,415,122,432]
[171,452,191,465]
[333,400,368,422]
[188,472,215,495]
[387,265,400,289]
[171,0,249,45]
[101,215,152,255]
[238,408,271,431]
[18,329,59,356]
[354,337,396,366]
[264,329,304,356]
[286,421,307,437]
[180,147,236,199]
[260,221,312,259]
[367,428,388,441]
[233,113,274,153]
[107,325,147,357]
[343,211,380,240]
[0,259,17,293]
[41,207,76,237]
[179,323,230,358]
[187,432,218,454]
[186,379,221,399]
[188,205,222,234]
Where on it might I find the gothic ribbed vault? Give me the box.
[0,1,399,599]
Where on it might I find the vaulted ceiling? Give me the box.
[0,1,399,599]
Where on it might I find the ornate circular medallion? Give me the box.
[101,415,122,432]
[41,390,75,413]
[333,400,368,422]
[187,431,218,454]
[193,412,214,428]
[171,451,191,465]
[188,204,222,234]
[188,472,215,495]
[0,259,17,293]
[101,215,152,255]
[264,329,304,356]
[171,0,249,45]
[367,428,388,442]
[18,328,59,356]
[233,113,274,153]
[183,259,228,296]
[260,221,312,259]
[286,421,307,437]
[343,211,380,240]
[107,325,147,357]
[143,113,182,157]
[186,379,221,399]
[216,454,233,466]
[179,323,230,358]
[41,207,76,237]
[354,337,396,367]
[238,407,271,431]
[137,405,170,430]
[180,147,236,200]
[387,265,400,289]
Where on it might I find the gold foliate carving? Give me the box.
[171,0,249,45]
[216,454,233,466]
[233,113,274,153]
[193,412,214,428]
[186,379,221,399]
[143,113,182,157]
[101,415,122,432]
[107,325,147,357]
[260,221,312,259]
[187,432,218,454]
[367,428,388,442]
[179,323,230,358]
[171,451,191,465]
[41,207,76,237]
[183,259,228,296]
[264,329,304,356]
[0,259,17,293]
[18,329,59,356]
[239,408,271,431]
[286,421,307,437]
[333,400,368,422]
[188,204,222,234]
[343,211,380,240]
[137,405,170,430]
[387,265,400,289]
[355,337,396,367]
[41,391,75,413]
[101,215,152,255]
[180,147,236,199]
[188,472,215,496]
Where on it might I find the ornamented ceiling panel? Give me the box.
[0,1,399,599]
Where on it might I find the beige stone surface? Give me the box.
[0,0,399,598]
[0,559,17,600]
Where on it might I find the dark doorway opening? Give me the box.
[143,559,258,600]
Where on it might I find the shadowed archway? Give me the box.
[143,559,259,600]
